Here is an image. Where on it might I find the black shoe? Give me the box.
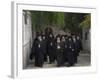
[67,63,74,67]
[57,65,61,67]
[70,63,74,66]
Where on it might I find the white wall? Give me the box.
[23,11,32,68]
[0,0,100,80]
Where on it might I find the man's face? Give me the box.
[50,34,53,38]
[61,37,65,42]
[77,36,80,40]
[57,37,60,42]
[73,36,76,41]
[38,36,42,41]
[69,38,71,41]
[43,36,45,40]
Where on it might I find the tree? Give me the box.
[64,13,86,33]
[79,14,91,28]
[30,10,89,34]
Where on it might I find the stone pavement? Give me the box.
[25,51,90,69]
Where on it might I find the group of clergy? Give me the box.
[30,28,82,67]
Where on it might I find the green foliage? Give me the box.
[55,12,65,29]
[64,13,86,32]
[31,11,65,31]
[79,14,91,28]
[30,11,89,33]
[31,11,41,31]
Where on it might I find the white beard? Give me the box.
[57,45,60,49]
[50,42,52,46]
[57,40,60,43]
[38,44,40,48]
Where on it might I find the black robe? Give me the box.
[60,41,66,64]
[67,41,75,65]
[63,40,69,63]
[34,39,44,67]
[73,39,79,63]
[47,37,55,63]
[55,42,63,67]
[42,39,47,62]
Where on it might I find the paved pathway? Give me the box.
[25,51,90,69]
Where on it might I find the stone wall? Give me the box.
[82,28,91,52]
[22,11,32,69]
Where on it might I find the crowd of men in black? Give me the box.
[30,28,82,67]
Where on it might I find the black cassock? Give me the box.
[76,39,82,56]
[60,41,66,64]
[67,41,75,66]
[62,40,69,63]
[47,37,55,63]
[42,39,47,62]
[73,39,79,63]
[34,39,44,67]
[55,42,63,67]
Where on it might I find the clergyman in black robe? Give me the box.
[34,35,44,67]
[42,34,47,62]
[47,33,55,64]
[67,36,75,67]
[55,35,64,67]
[72,35,79,63]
